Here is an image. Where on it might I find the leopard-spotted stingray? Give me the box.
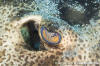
[0,15,100,66]
[0,1,100,66]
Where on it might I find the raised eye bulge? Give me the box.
[40,26,62,45]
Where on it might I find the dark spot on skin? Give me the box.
[15,48,20,52]
[56,51,63,55]
[6,54,11,62]
[33,55,36,58]
[38,63,41,66]
[12,30,15,33]
[0,38,2,46]
[13,55,16,57]
[4,35,8,38]
[49,51,54,53]
[67,32,70,35]
[0,38,2,40]
[60,58,64,62]
[80,47,83,50]
[70,39,72,42]
[95,64,99,66]
[89,55,91,58]
[74,39,77,41]
[18,64,22,66]
[78,55,82,59]
[55,56,59,59]
[9,36,12,38]
[10,24,13,27]
[0,49,6,58]
[71,57,74,61]
[45,52,48,54]
[5,23,9,26]
[50,55,55,58]
[77,44,80,46]
[5,27,10,31]
[84,56,86,60]
[97,48,100,51]
[14,26,17,29]
[5,64,9,66]
[79,39,83,42]
[28,53,31,56]
[31,56,36,59]
[96,54,100,58]
[83,44,85,47]
[45,56,49,60]
[69,28,72,31]
[71,31,74,34]
[63,36,65,38]
[2,35,4,37]
[38,56,41,59]
[0,26,2,28]
[20,55,25,58]
[40,59,44,64]
[66,57,69,60]
[20,51,25,54]
[10,61,14,65]
[3,40,7,43]
[84,51,86,53]
[12,42,14,44]
[75,35,77,38]
[35,59,38,62]
[25,56,28,62]
[41,53,43,56]
[30,61,35,65]
[4,45,8,47]
[91,59,94,62]
[14,59,19,62]
[23,62,27,66]
[61,48,65,51]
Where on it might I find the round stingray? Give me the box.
[40,26,62,45]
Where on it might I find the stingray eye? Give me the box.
[40,26,62,45]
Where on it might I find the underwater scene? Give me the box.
[0,0,100,66]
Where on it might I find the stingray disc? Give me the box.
[40,26,61,45]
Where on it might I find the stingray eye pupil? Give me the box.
[40,26,62,45]
[51,33,57,37]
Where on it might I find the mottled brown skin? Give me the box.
[0,15,100,66]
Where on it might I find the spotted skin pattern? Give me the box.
[0,14,100,66]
